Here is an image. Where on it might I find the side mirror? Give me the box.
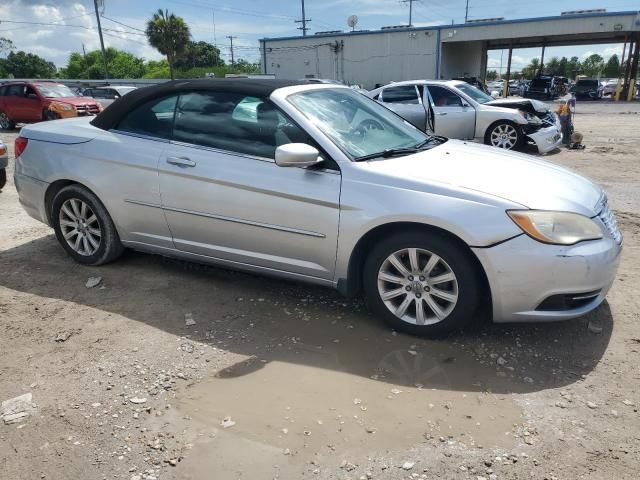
[26,93,38,99]
[275,143,322,168]
[490,90,500,99]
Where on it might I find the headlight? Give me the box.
[52,102,74,111]
[507,210,603,245]
[518,110,541,124]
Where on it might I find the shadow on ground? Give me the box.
[0,235,613,394]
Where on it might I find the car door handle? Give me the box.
[166,156,196,167]
[436,112,448,116]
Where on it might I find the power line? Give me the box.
[295,0,311,37]
[100,14,145,32]
[226,35,236,64]
[400,0,418,27]
[93,0,109,79]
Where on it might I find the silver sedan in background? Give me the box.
[13,80,620,336]
[369,80,562,153]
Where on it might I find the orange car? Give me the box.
[0,81,102,129]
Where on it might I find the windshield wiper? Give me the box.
[354,137,441,162]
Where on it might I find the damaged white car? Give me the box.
[368,80,562,154]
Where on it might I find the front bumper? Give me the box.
[472,234,622,323]
[527,124,563,154]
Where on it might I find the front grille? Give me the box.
[541,112,557,128]
[597,195,622,244]
[75,104,100,116]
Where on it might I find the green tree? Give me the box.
[603,54,621,78]
[0,37,15,57]
[546,57,560,75]
[175,41,223,69]
[566,56,581,78]
[61,48,146,79]
[0,51,56,78]
[521,58,540,79]
[229,58,261,74]
[145,9,190,80]
[557,57,569,77]
[485,69,498,81]
[581,53,604,78]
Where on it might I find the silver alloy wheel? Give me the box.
[490,123,518,149]
[0,112,10,129]
[59,198,102,256]
[377,248,458,325]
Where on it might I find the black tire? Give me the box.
[51,184,124,265]
[44,110,60,121]
[363,231,480,336]
[484,120,524,151]
[0,111,15,130]
[0,168,6,190]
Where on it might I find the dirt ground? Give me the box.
[1,101,639,480]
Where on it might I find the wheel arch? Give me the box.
[483,118,524,148]
[44,180,105,226]
[341,221,492,313]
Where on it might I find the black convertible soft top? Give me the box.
[90,78,306,131]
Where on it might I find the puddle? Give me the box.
[175,347,523,478]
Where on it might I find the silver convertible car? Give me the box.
[368,80,563,153]
[14,79,621,335]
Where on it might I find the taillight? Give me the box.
[15,137,28,159]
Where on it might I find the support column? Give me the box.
[539,44,546,75]
[628,37,640,101]
[622,38,635,100]
[503,46,512,98]
[615,37,628,101]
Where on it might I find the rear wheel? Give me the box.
[0,111,15,130]
[0,168,6,190]
[485,121,523,150]
[51,185,124,265]
[363,232,479,336]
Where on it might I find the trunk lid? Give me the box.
[20,117,103,144]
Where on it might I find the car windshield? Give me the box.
[115,87,136,95]
[577,80,598,88]
[530,78,550,89]
[455,83,492,104]
[36,84,76,98]
[288,88,429,160]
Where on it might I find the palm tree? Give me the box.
[145,9,190,80]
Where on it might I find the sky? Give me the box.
[0,0,636,71]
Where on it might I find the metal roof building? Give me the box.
[260,11,640,90]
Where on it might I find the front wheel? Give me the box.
[363,232,479,336]
[44,110,60,121]
[51,184,124,265]
[0,111,15,130]
[485,121,523,150]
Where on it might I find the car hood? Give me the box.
[46,97,99,106]
[486,98,549,114]
[359,140,603,216]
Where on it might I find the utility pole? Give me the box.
[93,0,109,80]
[295,0,311,36]
[465,0,470,22]
[401,0,417,27]
[227,35,236,65]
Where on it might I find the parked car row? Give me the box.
[0,82,137,130]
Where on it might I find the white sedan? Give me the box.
[369,80,563,153]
